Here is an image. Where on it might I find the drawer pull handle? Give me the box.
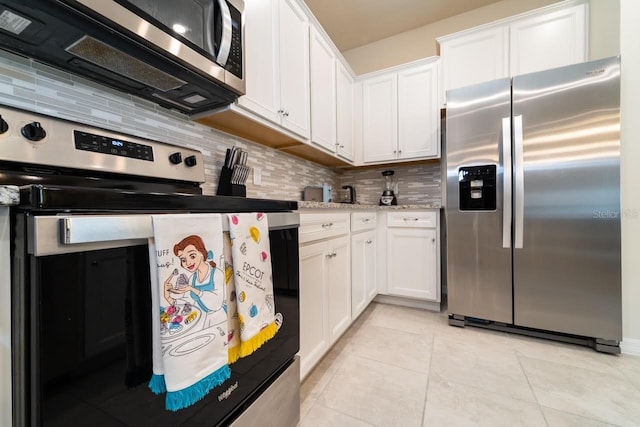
[366,239,373,244]
[403,218,419,222]
[321,222,333,228]
[432,238,436,243]
[362,218,370,223]
[326,251,337,258]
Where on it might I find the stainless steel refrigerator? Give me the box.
[444,56,621,353]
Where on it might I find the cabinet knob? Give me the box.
[393,150,397,154]
[362,218,370,223]
[432,237,436,243]
[326,251,337,258]
[277,108,284,114]
[283,110,289,117]
[340,144,344,149]
[366,239,373,244]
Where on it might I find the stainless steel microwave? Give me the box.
[0,0,245,114]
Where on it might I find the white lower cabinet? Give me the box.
[299,212,350,379]
[351,212,377,319]
[382,211,440,302]
[299,208,441,379]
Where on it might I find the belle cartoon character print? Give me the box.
[149,213,230,411]
[163,235,226,332]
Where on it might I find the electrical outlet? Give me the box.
[253,167,262,185]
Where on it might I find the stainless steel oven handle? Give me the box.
[216,0,233,66]
[30,212,299,256]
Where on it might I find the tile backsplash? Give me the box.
[0,49,441,204]
[339,163,442,205]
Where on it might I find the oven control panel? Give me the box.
[0,105,205,183]
[74,130,154,161]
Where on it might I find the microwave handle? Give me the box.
[215,0,232,66]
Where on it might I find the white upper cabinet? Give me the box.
[361,58,440,164]
[237,0,310,138]
[237,0,280,122]
[438,0,587,101]
[310,25,337,153]
[362,72,398,163]
[439,26,509,94]
[336,60,355,161]
[278,0,310,138]
[509,3,586,76]
[398,62,440,160]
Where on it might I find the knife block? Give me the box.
[216,166,246,197]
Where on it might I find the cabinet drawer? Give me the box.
[300,213,350,243]
[351,211,377,232]
[387,211,437,228]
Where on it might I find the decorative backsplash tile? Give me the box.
[338,162,442,205]
[0,49,441,204]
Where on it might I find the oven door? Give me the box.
[12,212,299,427]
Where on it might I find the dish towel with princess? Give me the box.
[147,212,279,410]
[148,213,230,411]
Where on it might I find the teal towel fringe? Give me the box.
[165,364,231,411]
[148,373,166,395]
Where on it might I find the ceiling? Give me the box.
[304,0,504,52]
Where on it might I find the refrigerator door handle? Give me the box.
[514,115,524,249]
[502,117,512,249]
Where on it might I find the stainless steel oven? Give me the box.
[0,105,300,427]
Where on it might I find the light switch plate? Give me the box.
[253,167,262,185]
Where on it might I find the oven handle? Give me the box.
[29,212,299,256]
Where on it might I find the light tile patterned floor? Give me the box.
[299,302,640,427]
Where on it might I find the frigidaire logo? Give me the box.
[218,381,239,401]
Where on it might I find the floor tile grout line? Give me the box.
[306,400,378,427]
[420,333,436,427]
[537,404,626,427]
[516,353,551,426]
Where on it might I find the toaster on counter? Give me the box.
[303,185,332,202]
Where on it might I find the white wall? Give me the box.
[619,0,640,353]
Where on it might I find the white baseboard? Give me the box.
[621,338,640,356]
[374,294,442,312]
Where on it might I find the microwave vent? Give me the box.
[66,35,186,92]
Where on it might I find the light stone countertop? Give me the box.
[0,185,19,206]
[297,201,441,210]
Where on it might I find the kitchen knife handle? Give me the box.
[514,115,524,249]
[502,117,512,249]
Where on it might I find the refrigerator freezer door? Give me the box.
[512,57,622,341]
[445,78,513,324]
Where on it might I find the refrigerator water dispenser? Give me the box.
[458,165,496,211]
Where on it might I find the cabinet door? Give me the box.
[509,4,586,76]
[278,0,310,138]
[237,0,280,122]
[440,25,509,98]
[310,25,337,152]
[336,61,354,161]
[398,61,439,159]
[299,241,329,379]
[327,235,351,343]
[362,73,398,163]
[387,227,438,300]
[352,229,377,320]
